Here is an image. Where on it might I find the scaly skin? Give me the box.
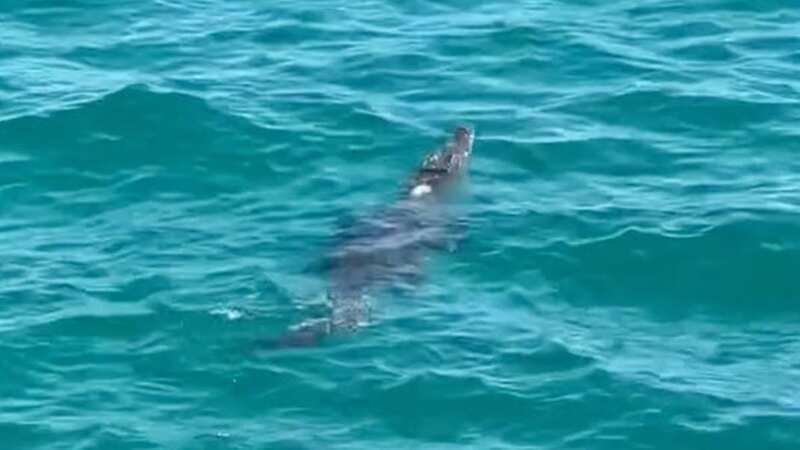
[262,126,474,349]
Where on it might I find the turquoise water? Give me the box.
[1,0,799,448]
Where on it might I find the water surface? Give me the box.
[1,1,799,449]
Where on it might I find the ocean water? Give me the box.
[1,0,799,448]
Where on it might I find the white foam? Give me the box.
[210,307,244,320]
[411,184,432,197]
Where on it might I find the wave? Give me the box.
[0,84,270,164]
[530,220,800,318]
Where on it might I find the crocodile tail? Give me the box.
[256,319,331,349]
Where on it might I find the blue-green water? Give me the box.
[1,1,799,448]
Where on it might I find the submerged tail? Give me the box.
[257,291,370,350]
[256,319,332,349]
